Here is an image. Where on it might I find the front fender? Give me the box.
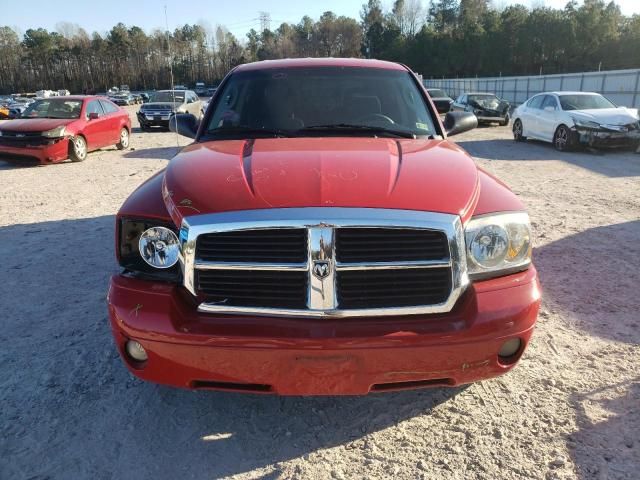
[118,170,172,223]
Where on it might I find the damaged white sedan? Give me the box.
[512,91,640,151]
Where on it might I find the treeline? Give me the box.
[1,0,639,94]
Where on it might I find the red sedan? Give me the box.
[0,95,131,164]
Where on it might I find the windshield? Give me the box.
[559,94,615,111]
[22,99,82,119]
[468,94,500,109]
[205,67,435,138]
[428,89,447,98]
[150,92,185,103]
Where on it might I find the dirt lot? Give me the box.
[1,106,639,480]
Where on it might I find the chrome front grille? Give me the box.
[180,208,468,318]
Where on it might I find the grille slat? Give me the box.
[337,268,451,309]
[197,269,308,309]
[197,229,307,263]
[336,228,449,263]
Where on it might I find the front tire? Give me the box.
[553,125,576,152]
[116,128,129,150]
[500,114,510,127]
[69,136,87,162]
[513,119,526,142]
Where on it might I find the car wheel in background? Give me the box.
[513,119,526,142]
[116,128,129,150]
[500,114,510,127]
[69,136,87,162]
[553,125,576,152]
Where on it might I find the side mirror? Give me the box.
[543,106,555,112]
[434,100,453,114]
[443,111,478,137]
[88,112,100,120]
[169,113,198,138]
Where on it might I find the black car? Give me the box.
[426,88,454,114]
[112,93,136,106]
[452,93,511,126]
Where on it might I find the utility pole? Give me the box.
[259,12,271,32]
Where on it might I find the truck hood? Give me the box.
[163,138,480,226]
[570,108,639,125]
[0,118,76,133]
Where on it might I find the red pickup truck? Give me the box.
[108,58,540,395]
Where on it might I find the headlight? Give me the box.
[465,212,531,280]
[118,218,182,279]
[572,117,600,129]
[42,125,66,138]
[139,227,180,268]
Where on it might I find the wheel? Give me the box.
[553,125,576,152]
[513,119,526,142]
[69,135,87,162]
[500,114,510,127]
[116,128,129,150]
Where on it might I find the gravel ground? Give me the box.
[1,106,638,480]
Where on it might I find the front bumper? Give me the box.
[108,267,541,395]
[0,137,69,164]
[476,115,508,123]
[574,127,640,149]
[137,111,172,127]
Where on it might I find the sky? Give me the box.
[2,0,639,40]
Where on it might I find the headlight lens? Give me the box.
[572,117,600,129]
[118,218,182,280]
[139,227,180,269]
[42,125,67,138]
[465,212,531,279]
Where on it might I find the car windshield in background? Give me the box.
[205,67,435,139]
[22,99,82,119]
[150,92,185,102]
[428,89,447,98]
[468,94,500,109]
[559,94,616,111]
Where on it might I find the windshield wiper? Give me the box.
[299,124,417,139]
[204,126,293,138]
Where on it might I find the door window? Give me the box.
[85,100,104,119]
[541,95,558,110]
[527,95,544,109]
[100,100,120,113]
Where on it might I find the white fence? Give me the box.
[424,68,640,108]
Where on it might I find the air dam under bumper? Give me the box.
[107,267,540,395]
